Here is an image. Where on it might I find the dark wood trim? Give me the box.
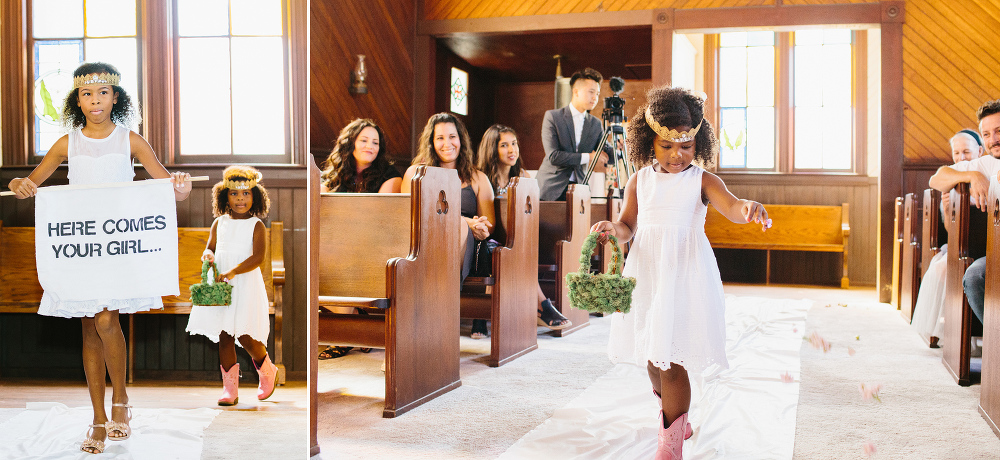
[651,9,673,87]
[879,1,905,302]
[289,0,309,165]
[854,30,868,175]
[308,160,320,456]
[703,33,718,154]
[1,0,29,166]
[140,0,174,163]
[777,32,791,173]
[673,3,881,33]
[412,35,436,156]
[418,10,652,35]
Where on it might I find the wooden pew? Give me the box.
[981,195,1000,437]
[942,183,987,386]
[704,203,851,287]
[891,197,903,309]
[317,166,462,417]
[538,184,591,336]
[461,177,540,367]
[920,189,946,279]
[900,193,921,322]
[0,221,286,384]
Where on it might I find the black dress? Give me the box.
[329,165,402,193]
[460,184,477,282]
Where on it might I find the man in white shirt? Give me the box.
[536,68,611,201]
[929,99,1000,325]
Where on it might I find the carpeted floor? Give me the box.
[315,285,1000,459]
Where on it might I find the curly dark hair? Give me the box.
[477,124,522,193]
[569,67,603,88]
[413,112,477,184]
[627,86,718,169]
[62,62,135,129]
[320,119,397,193]
[977,99,1000,121]
[212,165,271,219]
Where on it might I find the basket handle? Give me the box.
[579,232,625,275]
[201,260,221,285]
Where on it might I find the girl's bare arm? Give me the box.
[130,131,191,201]
[703,171,769,230]
[591,173,639,243]
[7,136,69,198]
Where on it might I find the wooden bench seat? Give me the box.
[316,166,461,418]
[538,184,591,336]
[0,220,286,384]
[461,176,540,367]
[704,203,850,288]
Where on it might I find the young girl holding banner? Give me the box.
[186,166,278,407]
[7,62,191,454]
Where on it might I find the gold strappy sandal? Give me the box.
[80,424,106,454]
[106,403,132,441]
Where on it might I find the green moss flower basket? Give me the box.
[565,232,636,314]
[190,260,233,307]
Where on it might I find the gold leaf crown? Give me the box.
[73,72,121,89]
[222,169,263,190]
[645,106,703,143]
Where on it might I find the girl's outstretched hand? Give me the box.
[170,171,192,194]
[591,221,615,244]
[201,249,215,263]
[8,177,37,199]
[742,200,772,232]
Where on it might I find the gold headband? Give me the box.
[73,72,121,89]
[222,171,262,190]
[645,106,703,142]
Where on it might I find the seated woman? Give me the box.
[910,129,983,347]
[318,118,401,359]
[403,113,495,339]
[477,124,571,330]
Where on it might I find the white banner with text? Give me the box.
[34,179,179,301]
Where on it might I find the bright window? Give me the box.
[718,31,775,169]
[793,29,853,170]
[31,0,138,156]
[450,67,469,116]
[714,29,858,173]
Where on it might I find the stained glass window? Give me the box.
[450,67,469,116]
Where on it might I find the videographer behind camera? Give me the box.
[536,67,614,201]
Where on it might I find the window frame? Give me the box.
[706,29,868,175]
[1,0,307,167]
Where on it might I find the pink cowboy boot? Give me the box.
[255,355,278,400]
[218,363,239,406]
[656,412,687,460]
[653,390,692,439]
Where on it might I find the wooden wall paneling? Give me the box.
[310,0,415,160]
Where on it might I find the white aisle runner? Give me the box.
[0,403,220,459]
[501,295,811,460]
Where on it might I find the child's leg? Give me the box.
[236,335,268,365]
[219,332,238,371]
[647,361,690,425]
[80,317,109,440]
[92,310,128,406]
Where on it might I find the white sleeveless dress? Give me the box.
[37,125,165,318]
[186,215,271,346]
[608,165,728,372]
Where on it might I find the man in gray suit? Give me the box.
[537,68,611,201]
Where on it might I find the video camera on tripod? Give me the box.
[582,76,635,198]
